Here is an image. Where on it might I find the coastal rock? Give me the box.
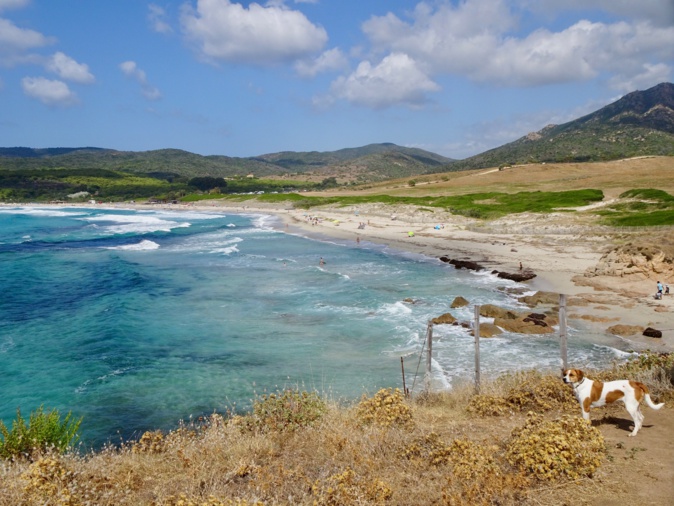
[431,312,457,325]
[643,327,663,338]
[472,323,503,338]
[403,298,417,304]
[450,296,469,308]
[518,291,560,306]
[493,316,555,334]
[585,244,674,279]
[440,258,484,271]
[494,270,537,282]
[479,304,519,320]
[607,324,645,336]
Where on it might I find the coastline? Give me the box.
[200,199,674,353]
[6,200,674,352]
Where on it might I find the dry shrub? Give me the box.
[506,412,605,481]
[22,455,79,505]
[311,467,393,505]
[467,370,576,416]
[132,430,165,454]
[160,496,263,506]
[250,390,327,433]
[355,388,414,428]
[593,351,674,401]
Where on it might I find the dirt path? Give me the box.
[587,405,674,505]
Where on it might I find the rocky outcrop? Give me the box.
[494,316,555,334]
[440,258,484,271]
[479,304,519,320]
[607,324,645,336]
[585,244,674,278]
[472,323,503,338]
[450,296,469,308]
[518,291,560,306]
[643,327,663,338]
[431,313,456,325]
[493,270,537,282]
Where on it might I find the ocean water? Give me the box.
[0,206,630,447]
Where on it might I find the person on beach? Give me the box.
[319,257,325,266]
[656,281,663,298]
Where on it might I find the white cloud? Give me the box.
[180,0,327,65]
[21,76,78,106]
[294,47,349,78]
[119,60,161,100]
[46,52,94,84]
[329,53,440,109]
[0,17,54,65]
[148,4,173,34]
[357,0,674,90]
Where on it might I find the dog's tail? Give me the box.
[644,394,665,410]
[635,382,665,410]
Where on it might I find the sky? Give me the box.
[1,0,673,159]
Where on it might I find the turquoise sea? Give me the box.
[0,206,630,448]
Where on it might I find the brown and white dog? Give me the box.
[562,368,664,436]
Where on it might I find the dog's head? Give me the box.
[562,368,584,385]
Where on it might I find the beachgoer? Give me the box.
[666,284,670,295]
[519,262,523,271]
[356,236,360,244]
[657,280,663,295]
[319,257,325,266]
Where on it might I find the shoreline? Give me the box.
[6,200,674,352]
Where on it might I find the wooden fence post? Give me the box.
[424,322,433,393]
[559,294,568,371]
[474,305,481,394]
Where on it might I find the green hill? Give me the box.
[445,82,674,171]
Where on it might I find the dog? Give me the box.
[562,368,664,436]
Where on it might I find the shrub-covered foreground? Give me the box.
[1,356,671,506]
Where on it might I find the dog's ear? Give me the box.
[575,369,584,380]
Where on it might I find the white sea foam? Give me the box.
[379,301,414,316]
[0,206,88,217]
[105,240,160,251]
[79,214,190,234]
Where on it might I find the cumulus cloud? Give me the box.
[329,53,440,109]
[356,0,674,90]
[0,17,54,65]
[46,51,95,84]
[119,60,161,100]
[148,3,173,34]
[21,76,78,106]
[180,0,327,65]
[294,48,349,78]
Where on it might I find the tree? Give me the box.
[188,177,227,192]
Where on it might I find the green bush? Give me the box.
[0,406,82,459]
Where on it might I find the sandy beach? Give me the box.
[181,198,674,353]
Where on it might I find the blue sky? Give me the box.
[1,0,673,159]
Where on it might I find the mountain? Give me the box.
[0,143,452,183]
[446,82,674,171]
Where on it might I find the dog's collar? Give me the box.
[573,377,586,389]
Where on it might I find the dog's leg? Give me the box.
[625,399,643,436]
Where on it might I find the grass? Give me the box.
[1,354,670,505]
[204,189,605,220]
[596,188,674,226]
